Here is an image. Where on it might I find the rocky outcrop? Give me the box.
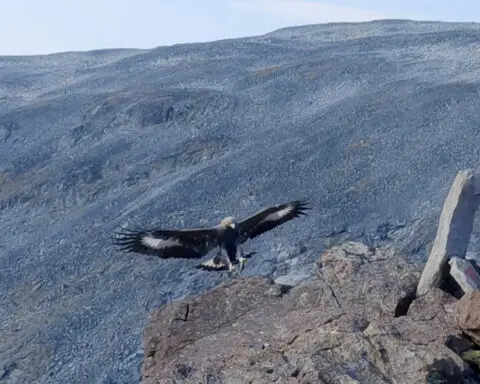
[457,291,480,346]
[141,242,480,383]
[416,169,480,298]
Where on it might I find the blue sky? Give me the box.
[1,0,479,55]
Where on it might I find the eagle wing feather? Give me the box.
[195,254,228,271]
[237,199,311,241]
[113,226,220,259]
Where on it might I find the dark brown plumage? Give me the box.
[113,199,311,273]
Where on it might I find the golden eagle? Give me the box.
[113,199,310,274]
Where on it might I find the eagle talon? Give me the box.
[238,257,248,272]
[226,264,238,278]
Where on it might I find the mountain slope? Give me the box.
[1,19,480,383]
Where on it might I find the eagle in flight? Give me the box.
[113,199,310,274]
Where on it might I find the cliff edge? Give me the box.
[141,242,480,383]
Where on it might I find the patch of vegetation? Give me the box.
[254,66,282,77]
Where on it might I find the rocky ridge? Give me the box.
[142,241,480,383]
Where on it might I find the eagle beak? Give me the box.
[229,223,236,229]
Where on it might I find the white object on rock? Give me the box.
[465,251,480,268]
[448,256,480,293]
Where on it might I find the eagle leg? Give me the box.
[237,245,248,272]
[219,246,234,275]
[226,263,236,278]
[226,246,249,277]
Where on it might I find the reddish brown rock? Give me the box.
[456,290,480,345]
[142,242,480,384]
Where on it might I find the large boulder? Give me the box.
[142,242,480,383]
[457,291,480,347]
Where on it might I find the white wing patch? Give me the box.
[266,205,293,221]
[200,257,226,269]
[141,235,179,249]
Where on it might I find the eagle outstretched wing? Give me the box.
[112,226,220,259]
[237,199,311,242]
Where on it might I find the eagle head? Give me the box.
[220,216,236,229]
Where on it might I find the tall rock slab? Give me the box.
[416,169,480,297]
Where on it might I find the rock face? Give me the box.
[449,257,480,294]
[416,169,480,298]
[457,291,480,346]
[142,242,480,383]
